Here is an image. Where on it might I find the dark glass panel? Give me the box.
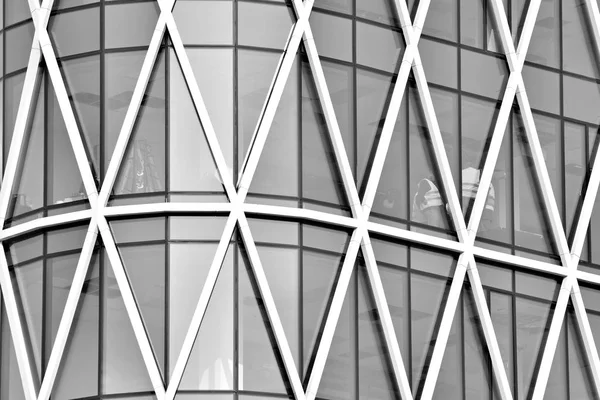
[302,61,351,214]
[563,76,600,126]
[50,7,100,58]
[568,310,597,399]
[358,264,399,399]
[105,2,159,49]
[119,245,165,376]
[356,68,393,189]
[47,83,87,207]
[173,0,233,45]
[562,0,600,79]
[311,11,352,62]
[114,51,165,196]
[513,112,558,255]
[515,297,553,399]
[8,77,44,221]
[103,251,154,394]
[62,55,101,181]
[110,217,165,243]
[260,246,300,370]
[490,292,514,395]
[302,249,343,377]
[565,122,587,238]
[357,0,399,25]
[1,304,27,400]
[461,50,508,100]
[464,287,492,400]
[420,39,458,89]
[237,50,280,174]
[12,260,44,378]
[248,59,298,199]
[169,50,224,196]
[356,21,403,73]
[522,65,560,115]
[370,87,407,222]
[104,51,146,175]
[169,216,227,241]
[317,272,356,400]
[237,1,293,50]
[175,244,232,389]
[187,49,234,173]
[50,256,99,400]
[4,72,26,168]
[422,0,457,42]
[527,0,560,68]
[411,273,448,390]
[238,251,289,394]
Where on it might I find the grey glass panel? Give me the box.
[316,0,352,14]
[464,288,491,400]
[51,256,99,400]
[420,38,458,88]
[62,55,101,179]
[379,265,409,374]
[47,254,79,354]
[50,7,100,58]
[110,217,165,243]
[311,11,352,62]
[120,245,165,375]
[411,247,455,277]
[169,217,227,241]
[358,266,398,399]
[357,0,399,25]
[422,0,457,41]
[434,294,462,399]
[411,273,448,389]
[461,50,507,100]
[250,59,298,198]
[47,225,87,254]
[238,2,293,50]
[248,219,298,245]
[356,21,403,73]
[115,51,165,195]
[177,395,233,400]
[357,69,393,188]
[169,50,223,194]
[515,272,558,301]
[238,254,288,393]
[522,65,560,115]
[4,72,25,167]
[103,253,154,394]
[460,0,484,48]
[564,76,600,125]
[302,224,348,253]
[6,22,35,74]
[6,0,30,27]
[170,243,227,388]
[105,2,159,49]
[105,51,146,175]
[48,85,87,206]
[544,316,567,400]
[568,311,597,399]
[9,79,44,219]
[490,292,514,395]
[188,49,234,172]
[477,262,512,291]
[173,0,233,45]
[1,306,27,400]
[563,0,600,78]
[261,247,300,370]
[516,297,552,399]
[565,122,587,237]
[13,260,43,377]
[526,0,560,67]
[431,88,459,191]
[238,50,280,172]
[7,235,43,266]
[372,238,408,267]
[54,0,97,11]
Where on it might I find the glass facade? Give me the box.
[2,0,600,399]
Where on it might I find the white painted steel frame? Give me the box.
[2,0,600,399]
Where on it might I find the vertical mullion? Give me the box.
[98,246,104,395]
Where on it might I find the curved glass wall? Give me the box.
[2,0,600,399]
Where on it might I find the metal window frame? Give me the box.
[2,0,600,399]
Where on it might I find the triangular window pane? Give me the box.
[358,262,400,399]
[238,248,290,394]
[168,48,225,201]
[562,0,600,79]
[62,55,101,184]
[1,302,28,400]
[567,309,597,399]
[544,312,567,400]
[118,244,165,379]
[512,111,560,256]
[179,244,234,390]
[7,75,44,222]
[103,250,155,394]
[431,293,462,399]
[114,50,166,198]
[526,0,560,68]
[51,254,100,400]
[489,291,515,395]
[168,242,223,384]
